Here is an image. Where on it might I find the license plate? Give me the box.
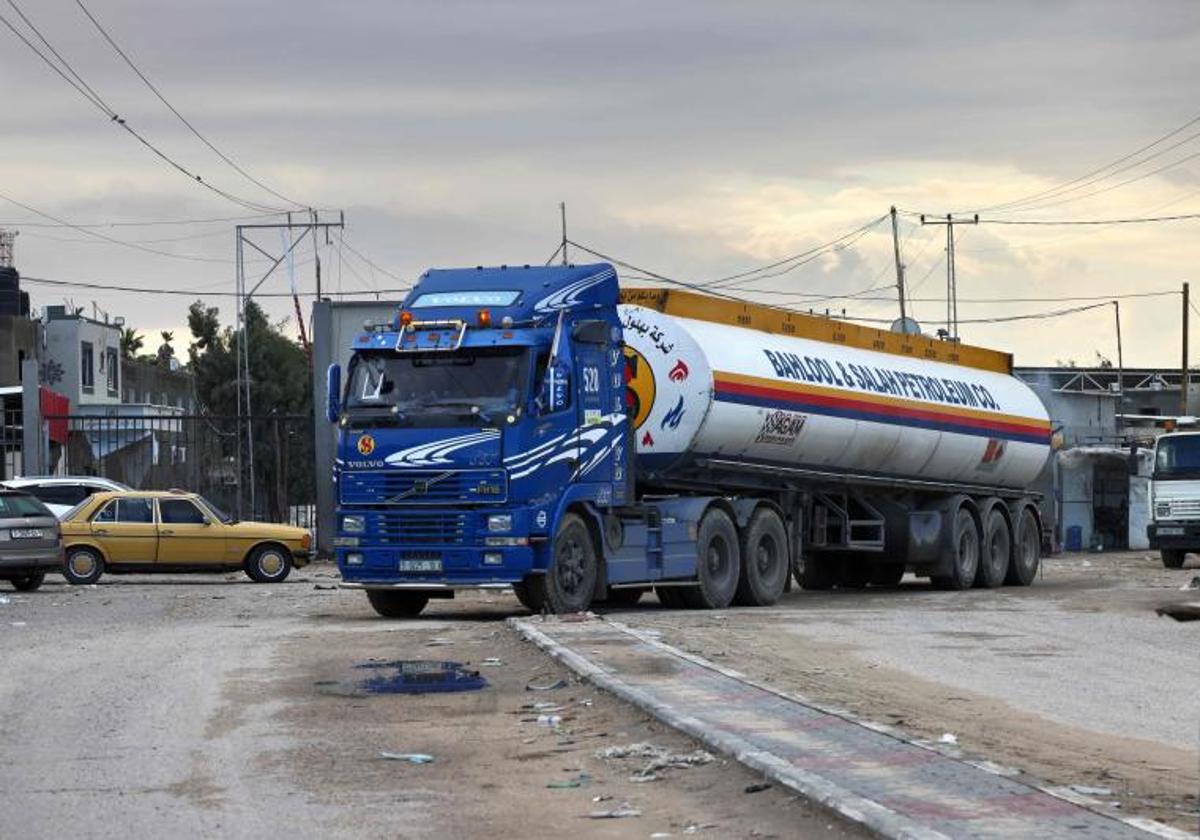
[10,528,44,539]
[399,558,442,573]
[1159,526,1185,536]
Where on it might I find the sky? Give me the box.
[2,0,1200,367]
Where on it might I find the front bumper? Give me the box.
[0,545,64,574]
[1147,521,1200,549]
[336,544,537,587]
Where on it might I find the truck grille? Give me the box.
[1160,499,1200,520]
[370,511,469,545]
[340,470,506,505]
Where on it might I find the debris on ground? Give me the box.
[595,742,715,780]
[313,583,338,590]
[1156,602,1200,621]
[0,596,10,605]
[585,806,641,819]
[480,657,504,666]
[548,772,591,789]
[526,677,568,692]
[1070,785,1115,796]
[744,783,772,794]
[536,714,563,726]
[938,733,958,745]
[425,638,454,647]
[1180,576,1200,591]
[379,752,435,764]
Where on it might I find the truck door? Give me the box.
[574,344,613,484]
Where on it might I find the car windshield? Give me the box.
[0,493,53,518]
[197,496,234,524]
[1155,435,1200,477]
[345,347,529,426]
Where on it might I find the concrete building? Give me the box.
[41,305,123,408]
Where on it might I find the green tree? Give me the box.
[120,327,144,360]
[187,300,313,521]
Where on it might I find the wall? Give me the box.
[0,314,39,387]
[122,359,195,411]
[42,308,122,407]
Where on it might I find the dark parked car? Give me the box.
[0,490,63,591]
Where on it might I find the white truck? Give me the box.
[1146,429,1200,568]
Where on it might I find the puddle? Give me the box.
[351,660,488,695]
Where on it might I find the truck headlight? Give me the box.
[1155,502,1171,518]
[487,514,513,533]
[342,514,366,533]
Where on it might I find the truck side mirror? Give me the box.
[538,361,570,414]
[326,364,341,423]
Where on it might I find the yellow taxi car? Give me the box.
[59,491,312,585]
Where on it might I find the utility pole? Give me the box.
[1113,300,1123,418]
[560,202,569,266]
[1183,281,1190,417]
[890,206,907,322]
[234,210,344,520]
[919,213,978,340]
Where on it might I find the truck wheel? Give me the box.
[682,508,740,609]
[870,564,905,587]
[64,546,104,585]
[797,550,838,590]
[1161,549,1187,569]
[605,587,646,607]
[544,513,598,614]
[513,577,546,612]
[734,508,789,606]
[366,590,429,618]
[933,508,980,591]
[975,509,1011,588]
[837,563,872,589]
[1005,507,1041,586]
[655,586,687,608]
[10,573,45,592]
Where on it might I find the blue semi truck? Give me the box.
[328,263,1050,617]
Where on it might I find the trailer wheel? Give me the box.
[513,577,546,612]
[797,549,838,590]
[365,590,429,618]
[655,586,687,608]
[933,508,980,591]
[1005,507,1041,586]
[1161,549,1187,569]
[544,513,598,614]
[975,508,1011,588]
[734,508,789,606]
[682,508,740,609]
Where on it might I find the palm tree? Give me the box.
[120,327,144,360]
[157,331,175,367]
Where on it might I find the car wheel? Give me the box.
[246,544,293,583]
[544,513,599,614]
[366,590,429,618]
[64,546,104,585]
[682,507,741,609]
[10,572,45,592]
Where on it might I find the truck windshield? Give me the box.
[345,348,529,426]
[1154,435,1200,477]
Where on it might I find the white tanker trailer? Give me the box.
[330,264,1052,617]
[616,287,1050,598]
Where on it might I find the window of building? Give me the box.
[81,342,94,392]
[106,348,119,396]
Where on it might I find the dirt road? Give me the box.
[612,551,1200,832]
[0,568,862,839]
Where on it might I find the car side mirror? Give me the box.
[326,363,341,423]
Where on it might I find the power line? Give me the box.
[339,238,405,283]
[0,212,283,229]
[72,0,305,210]
[0,188,230,264]
[0,3,287,214]
[20,274,408,299]
[977,211,1200,226]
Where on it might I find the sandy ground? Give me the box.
[608,550,1200,833]
[0,566,864,840]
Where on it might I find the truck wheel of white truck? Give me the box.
[932,508,980,591]
[683,508,741,609]
[1005,506,1041,586]
[734,508,789,606]
[544,513,599,614]
[1160,550,1187,569]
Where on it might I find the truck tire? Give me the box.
[9,573,45,592]
[1005,507,1041,586]
[734,508,789,606]
[682,508,741,609]
[366,590,429,618]
[513,577,546,612]
[63,546,104,585]
[655,586,687,608]
[975,508,1011,588]
[933,508,980,591]
[544,513,598,614]
[869,564,905,587]
[1161,549,1187,569]
[797,550,838,590]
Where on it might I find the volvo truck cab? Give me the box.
[1147,429,1200,568]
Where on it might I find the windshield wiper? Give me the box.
[421,400,496,422]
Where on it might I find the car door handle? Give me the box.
[94,528,109,535]
[161,529,175,535]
